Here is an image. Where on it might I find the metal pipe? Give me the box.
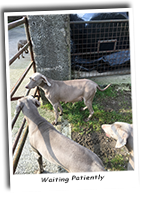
[9,41,30,65]
[12,87,40,173]
[70,19,129,24]
[10,61,33,99]
[24,17,41,98]
[11,96,24,101]
[8,17,26,30]
[24,17,36,72]
[12,118,26,154]
[10,16,41,174]
[13,125,29,174]
[11,89,30,129]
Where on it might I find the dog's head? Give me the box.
[102,122,131,148]
[25,72,51,89]
[25,49,29,54]
[15,96,41,114]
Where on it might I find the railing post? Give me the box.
[24,17,36,72]
[8,16,41,174]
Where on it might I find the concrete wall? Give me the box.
[27,14,71,80]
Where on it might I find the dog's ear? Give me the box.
[29,96,41,107]
[34,98,41,107]
[32,97,41,107]
[112,124,129,148]
[41,75,51,87]
[15,100,23,114]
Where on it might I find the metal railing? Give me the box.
[9,16,40,173]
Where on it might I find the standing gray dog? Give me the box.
[102,122,134,170]
[25,72,111,125]
[17,39,29,59]
[15,96,105,173]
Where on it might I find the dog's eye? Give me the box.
[30,77,35,81]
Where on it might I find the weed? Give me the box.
[96,85,118,98]
[41,102,53,111]
[110,154,127,171]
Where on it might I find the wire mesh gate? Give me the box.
[8,16,40,173]
[70,19,130,79]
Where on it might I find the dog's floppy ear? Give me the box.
[15,100,23,114]
[34,99,41,107]
[111,124,129,148]
[29,96,41,107]
[41,75,51,87]
[32,98,41,107]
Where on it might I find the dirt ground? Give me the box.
[71,86,132,171]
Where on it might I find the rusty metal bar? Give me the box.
[11,96,24,101]
[9,41,30,65]
[12,87,39,157]
[8,17,26,30]
[11,89,30,130]
[24,17,36,72]
[9,16,41,174]
[10,61,33,99]
[24,18,41,98]
[13,125,29,174]
[13,88,40,173]
[12,118,26,155]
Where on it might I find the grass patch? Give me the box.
[62,102,131,133]
[41,102,53,111]
[96,85,118,98]
[41,84,132,134]
[41,84,132,171]
[104,154,128,171]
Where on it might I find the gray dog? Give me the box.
[25,72,111,125]
[17,39,29,59]
[102,122,134,170]
[15,96,105,173]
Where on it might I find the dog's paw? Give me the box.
[34,169,43,174]
[52,121,58,125]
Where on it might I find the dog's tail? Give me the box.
[97,84,111,91]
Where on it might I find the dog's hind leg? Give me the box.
[84,102,94,122]
[84,95,95,122]
[31,146,43,174]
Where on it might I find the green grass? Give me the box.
[96,84,118,98]
[104,154,128,171]
[41,84,132,171]
[41,85,132,135]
